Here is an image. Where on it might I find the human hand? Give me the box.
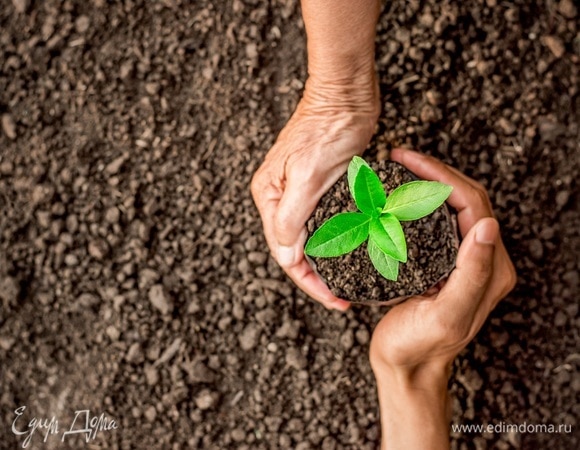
[369,149,516,449]
[251,77,379,311]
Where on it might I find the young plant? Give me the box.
[304,156,453,281]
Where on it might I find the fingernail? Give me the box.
[277,245,295,267]
[328,299,350,311]
[475,219,498,245]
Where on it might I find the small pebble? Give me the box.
[231,428,246,442]
[126,343,144,364]
[144,406,156,422]
[105,155,126,175]
[497,117,516,135]
[88,239,109,260]
[248,251,267,265]
[105,325,120,341]
[554,310,567,327]
[285,347,307,370]
[144,365,159,386]
[425,89,443,106]
[0,160,13,174]
[11,0,28,14]
[64,254,79,266]
[232,303,245,320]
[558,0,577,19]
[105,206,120,224]
[148,284,172,315]
[538,118,564,142]
[0,336,16,351]
[245,43,258,60]
[239,323,260,351]
[555,190,569,208]
[340,329,355,351]
[1,114,16,140]
[267,342,278,352]
[355,328,370,345]
[195,389,217,411]
[541,35,565,58]
[528,239,544,260]
[75,15,90,33]
[420,104,439,123]
[276,320,300,340]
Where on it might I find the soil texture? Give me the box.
[0,0,578,449]
[307,161,458,303]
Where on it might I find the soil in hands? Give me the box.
[306,160,458,303]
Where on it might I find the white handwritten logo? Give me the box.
[11,406,118,448]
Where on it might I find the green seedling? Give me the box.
[305,156,453,281]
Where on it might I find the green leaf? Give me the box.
[383,181,453,221]
[347,156,371,199]
[353,165,387,215]
[368,238,399,281]
[305,212,371,257]
[369,214,407,262]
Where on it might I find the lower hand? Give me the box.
[369,149,517,449]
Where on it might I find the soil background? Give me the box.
[0,0,578,449]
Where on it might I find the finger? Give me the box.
[482,239,517,311]
[277,229,351,311]
[391,148,494,236]
[286,258,351,311]
[391,148,480,190]
[251,171,285,261]
[273,171,323,266]
[254,179,350,311]
[436,217,498,322]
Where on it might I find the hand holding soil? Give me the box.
[369,149,517,448]
[251,86,378,311]
[251,0,381,311]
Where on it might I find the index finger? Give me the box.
[391,148,494,236]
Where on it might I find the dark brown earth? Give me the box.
[1,0,578,449]
[307,161,458,304]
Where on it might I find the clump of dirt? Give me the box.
[307,161,458,303]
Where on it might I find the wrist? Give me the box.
[299,65,380,132]
[307,47,376,84]
[373,363,451,450]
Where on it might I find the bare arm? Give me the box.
[374,365,450,449]
[302,0,380,88]
[370,149,516,449]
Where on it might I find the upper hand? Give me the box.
[251,77,379,310]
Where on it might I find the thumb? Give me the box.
[273,172,323,267]
[440,217,498,308]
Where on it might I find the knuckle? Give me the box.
[471,183,490,205]
[431,310,470,344]
[502,260,518,295]
[371,335,406,367]
[250,169,266,200]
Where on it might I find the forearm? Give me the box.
[301,0,380,84]
[374,364,451,450]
